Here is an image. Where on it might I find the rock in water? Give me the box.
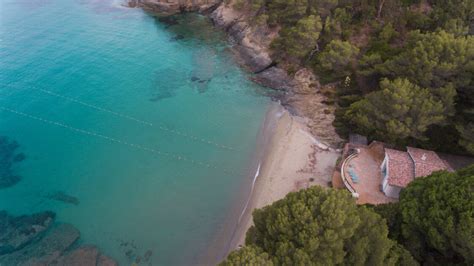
[0,223,80,265]
[157,16,179,28]
[0,136,26,189]
[144,249,153,262]
[132,0,221,15]
[53,245,99,266]
[97,254,118,266]
[0,211,55,255]
[170,34,184,41]
[47,191,80,206]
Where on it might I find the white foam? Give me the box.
[237,162,260,224]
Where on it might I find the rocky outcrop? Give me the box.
[282,69,344,146]
[251,67,294,91]
[97,254,118,266]
[129,0,221,15]
[0,211,118,266]
[207,2,301,92]
[53,246,99,266]
[132,0,290,90]
[130,0,343,146]
[46,191,80,206]
[209,5,273,73]
[0,211,55,255]
[0,136,26,189]
[0,223,80,265]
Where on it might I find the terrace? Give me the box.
[341,142,396,204]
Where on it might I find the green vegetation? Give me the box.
[317,40,359,78]
[272,15,322,60]
[373,165,474,264]
[222,166,474,265]
[235,0,473,155]
[344,78,452,143]
[220,186,416,265]
[221,246,273,266]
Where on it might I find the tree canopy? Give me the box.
[272,15,323,60]
[317,40,359,77]
[221,186,416,265]
[399,166,474,263]
[344,78,452,143]
[234,0,473,155]
[220,246,273,266]
[373,165,474,264]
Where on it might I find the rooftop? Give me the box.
[385,148,415,187]
[407,147,450,177]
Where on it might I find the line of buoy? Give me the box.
[0,83,237,151]
[37,88,154,126]
[0,106,232,173]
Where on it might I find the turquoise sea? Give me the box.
[0,0,270,264]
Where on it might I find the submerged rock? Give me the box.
[46,191,80,206]
[170,34,184,41]
[0,211,55,255]
[52,245,99,266]
[149,67,188,101]
[97,254,118,266]
[0,136,26,189]
[144,249,153,262]
[157,16,179,28]
[0,212,118,265]
[0,223,80,265]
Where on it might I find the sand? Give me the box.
[227,104,341,250]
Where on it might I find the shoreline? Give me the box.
[229,104,340,249]
[199,102,282,265]
[127,2,343,263]
[201,101,340,264]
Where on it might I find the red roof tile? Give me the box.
[385,149,415,187]
[407,147,449,177]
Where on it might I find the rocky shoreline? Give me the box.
[0,211,117,266]
[128,0,342,146]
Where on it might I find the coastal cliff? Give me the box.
[129,0,277,74]
[129,0,343,146]
[128,0,221,14]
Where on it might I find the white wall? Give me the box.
[382,184,402,198]
[380,153,403,198]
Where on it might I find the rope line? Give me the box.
[0,106,230,172]
[38,88,154,126]
[1,83,236,151]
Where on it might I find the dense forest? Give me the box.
[221,166,474,265]
[230,0,473,154]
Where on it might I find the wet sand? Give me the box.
[227,103,341,250]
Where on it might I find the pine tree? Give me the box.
[317,40,359,77]
[221,246,273,266]
[399,167,474,263]
[221,186,416,265]
[272,15,322,60]
[345,78,453,142]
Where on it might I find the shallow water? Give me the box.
[0,0,270,264]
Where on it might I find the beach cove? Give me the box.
[0,1,275,264]
[0,0,341,265]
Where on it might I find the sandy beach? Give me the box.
[227,103,341,250]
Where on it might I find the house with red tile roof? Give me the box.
[380,147,451,198]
